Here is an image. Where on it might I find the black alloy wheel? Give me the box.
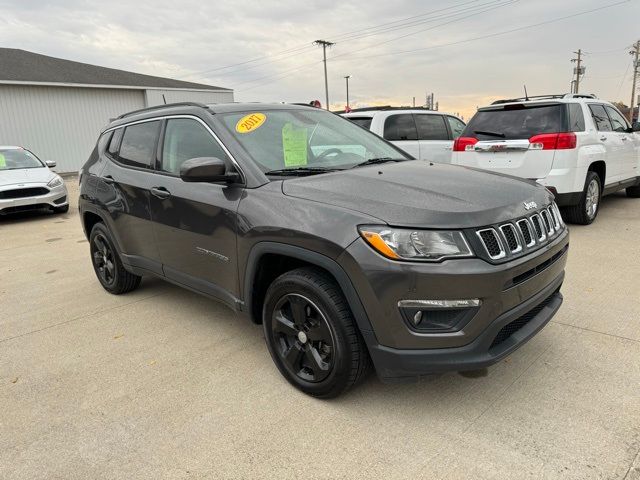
[91,232,116,287]
[271,293,335,383]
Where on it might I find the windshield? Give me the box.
[0,149,44,170]
[218,109,409,173]
[463,104,566,140]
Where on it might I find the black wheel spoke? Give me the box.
[273,312,298,337]
[93,251,103,266]
[283,342,304,370]
[305,346,329,376]
[306,319,332,342]
[288,295,308,326]
[95,236,108,255]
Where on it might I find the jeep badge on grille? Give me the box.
[523,201,537,210]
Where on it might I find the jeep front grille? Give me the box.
[475,202,565,262]
[476,229,505,259]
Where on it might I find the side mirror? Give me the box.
[45,160,56,168]
[179,157,238,183]
[632,122,640,133]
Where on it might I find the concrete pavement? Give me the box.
[1,181,639,479]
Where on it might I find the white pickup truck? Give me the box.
[342,107,466,164]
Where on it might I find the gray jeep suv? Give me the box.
[79,102,569,398]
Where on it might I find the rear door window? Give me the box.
[567,104,586,132]
[588,104,613,132]
[118,121,161,169]
[446,116,466,138]
[604,105,629,132]
[347,117,373,129]
[414,114,449,140]
[384,114,418,141]
[107,128,123,157]
[462,104,565,140]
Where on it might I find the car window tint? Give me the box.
[162,119,228,175]
[118,121,160,169]
[462,104,565,140]
[588,104,612,132]
[567,104,585,132]
[446,116,466,138]
[604,105,629,132]
[108,128,123,156]
[383,114,418,141]
[347,117,373,129]
[414,114,449,140]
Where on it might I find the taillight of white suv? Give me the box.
[453,132,577,152]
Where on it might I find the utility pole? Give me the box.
[344,75,352,109]
[314,40,334,110]
[629,40,640,122]
[571,49,584,94]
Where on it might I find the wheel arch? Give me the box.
[243,242,375,339]
[587,160,606,187]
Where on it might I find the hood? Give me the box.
[281,161,553,228]
[0,167,55,189]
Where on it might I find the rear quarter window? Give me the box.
[567,104,585,132]
[463,104,566,140]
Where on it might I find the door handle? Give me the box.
[444,146,452,150]
[102,175,114,185]
[600,136,607,141]
[621,136,628,141]
[150,186,171,199]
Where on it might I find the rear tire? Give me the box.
[89,223,141,294]
[626,185,640,198]
[262,267,370,398]
[562,171,601,225]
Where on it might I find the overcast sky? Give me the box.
[0,0,638,118]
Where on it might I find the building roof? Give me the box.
[0,48,230,91]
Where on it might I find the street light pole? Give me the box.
[344,75,352,109]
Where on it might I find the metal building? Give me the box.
[0,48,233,172]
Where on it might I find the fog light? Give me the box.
[398,299,481,332]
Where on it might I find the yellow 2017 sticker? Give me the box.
[236,113,266,133]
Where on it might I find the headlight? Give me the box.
[47,176,63,188]
[359,226,473,262]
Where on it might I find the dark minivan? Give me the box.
[79,102,569,398]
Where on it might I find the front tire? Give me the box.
[262,267,370,398]
[89,223,141,294]
[562,171,601,225]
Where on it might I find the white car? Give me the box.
[342,107,466,164]
[0,146,69,215]
[451,94,640,224]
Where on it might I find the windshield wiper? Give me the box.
[473,130,506,138]
[352,157,403,168]
[265,167,342,176]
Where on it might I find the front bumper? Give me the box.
[0,183,68,214]
[338,228,569,380]
[364,273,563,382]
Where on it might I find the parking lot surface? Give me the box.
[1,180,639,480]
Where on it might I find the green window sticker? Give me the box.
[0,153,5,168]
[282,123,308,167]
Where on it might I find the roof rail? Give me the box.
[336,105,437,114]
[490,93,598,105]
[117,102,209,119]
[562,93,598,99]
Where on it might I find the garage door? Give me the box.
[0,85,145,173]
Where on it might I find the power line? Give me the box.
[328,0,630,63]
[235,0,629,95]
[177,0,484,80]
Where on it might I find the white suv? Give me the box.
[451,93,640,224]
[342,107,466,164]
